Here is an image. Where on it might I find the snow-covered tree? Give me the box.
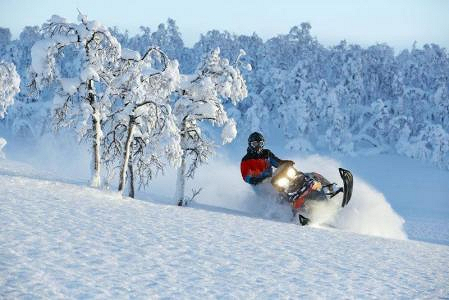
[335,48,364,128]
[278,60,330,152]
[402,87,430,135]
[353,98,392,153]
[174,48,247,206]
[112,19,188,72]
[193,30,237,64]
[432,85,449,131]
[103,47,181,196]
[1,19,449,171]
[0,61,20,118]
[240,93,269,133]
[324,89,354,153]
[30,13,122,187]
[361,44,398,104]
[401,124,449,169]
[0,28,12,58]
[238,66,283,137]
[2,26,46,137]
[0,61,20,157]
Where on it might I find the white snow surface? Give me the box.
[1,158,449,299]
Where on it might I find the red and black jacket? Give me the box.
[240,148,282,185]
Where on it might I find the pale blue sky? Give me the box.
[1,0,448,50]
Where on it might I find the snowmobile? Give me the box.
[270,162,353,226]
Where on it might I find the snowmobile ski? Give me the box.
[339,168,353,207]
[298,214,310,226]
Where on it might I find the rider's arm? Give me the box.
[268,150,294,168]
[268,150,282,168]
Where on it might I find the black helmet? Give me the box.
[248,132,264,152]
[248,132,264,143]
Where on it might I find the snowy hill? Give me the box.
[1,158,449,299]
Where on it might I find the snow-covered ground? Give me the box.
[1,155,449,298]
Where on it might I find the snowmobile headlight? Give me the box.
[286,167,296,179]
[275,177,290,188]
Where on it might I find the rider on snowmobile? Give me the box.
[240,132,294,185]
[240,132,353,226]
